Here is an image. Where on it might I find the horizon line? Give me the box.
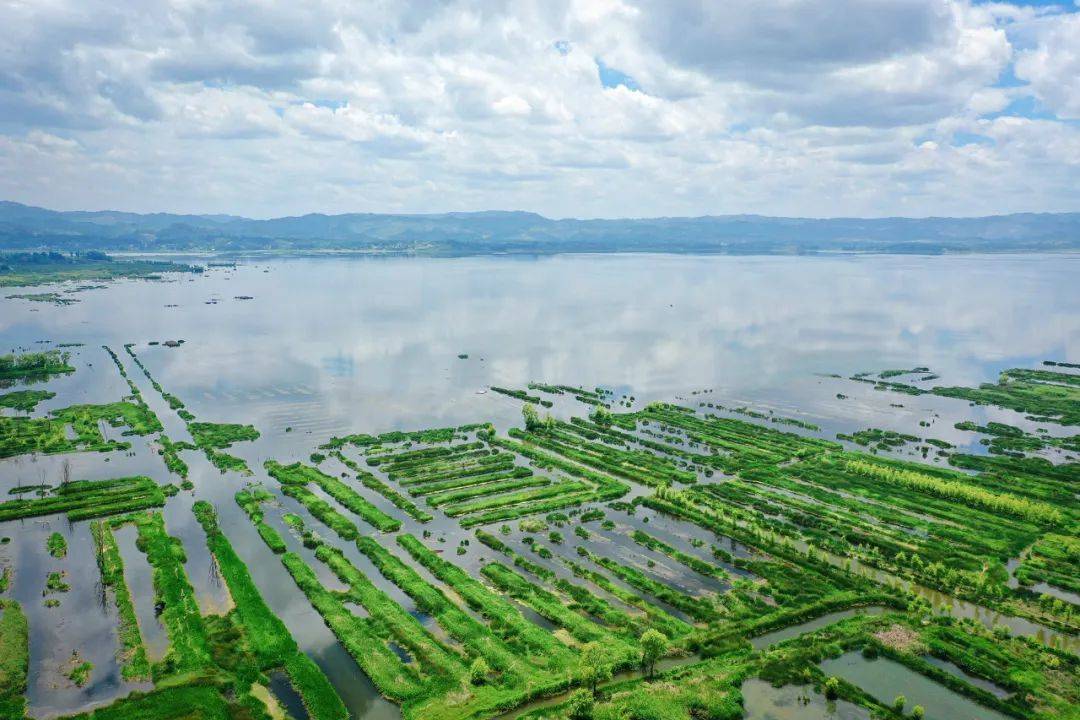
[4,199,1080,224]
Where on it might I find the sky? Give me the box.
[1,0,1079,219]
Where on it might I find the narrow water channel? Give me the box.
[112,522,169,662]
[750,606,888,650]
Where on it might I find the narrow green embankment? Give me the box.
[192,501,348,720]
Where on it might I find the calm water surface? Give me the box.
[3,253,1078,442]
[820,652,1011,720]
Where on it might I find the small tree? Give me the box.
[566,688,594,720]
[640,629,669,678]
[522,403,541,431]
[578,642,612,695]
[591,405,614,427]
[893,695,906,712]
[986,562,1009,586]
[911,706,925,720]
[469,657,489,685]
[823,676,840,700]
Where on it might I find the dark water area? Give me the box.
[268,669,311,720]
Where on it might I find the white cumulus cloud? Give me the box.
[0,0,1076,217]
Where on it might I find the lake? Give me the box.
[4,253,1078,440]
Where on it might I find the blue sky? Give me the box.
[1,0,1078,218]
[596,59,641,92]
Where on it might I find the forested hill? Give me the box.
[2,201,1078,256]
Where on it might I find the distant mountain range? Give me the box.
[2,201,1078,256]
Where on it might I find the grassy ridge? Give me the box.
[0,390,55,412]
[0,476,164,522]
[281,552,424,700]
[315,543,464,683]
[397,534,574,664]
[481,562,636,653]
[60,685,232,720]
[91,521,151,680]
[232,486,424,702]
[585,551,720,623]
[353,536,526,677]
[395,454,516,486]
[0,599,28,720]
[331,451,432,522]
[0,349,74,380]
[0,401,161,459]
[407,466,530,495]
[323,424,491,451]
[192,501,348,720]
[266,460,401,532]
[126,512,212,677]
[189,423,259,472]
[424,476,548,508]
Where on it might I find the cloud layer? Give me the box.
[1,0,1078,218]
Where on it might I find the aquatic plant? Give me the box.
[46,532,67,558]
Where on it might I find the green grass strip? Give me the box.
[267,460,400,532]
[128,512,213,676]
[315,543,464,683]
[233,487,422,702]
[393,453,515,485]
[192,501,348,720]
[332,451,432,522]
[563,559,691,639]
[61,684,232,720]
[279,483,359,540]
[425,476,550,508]
[406,466,529,495]
[0,476,164,522]
[91,521,150,680]
[397,534,573,664]
[353,536,526,677]
[442,482,590,517]
[367,441,485,468]
[281,552,424,701]
[481,563,637,657]
[458,487,621,529]
[385,449,502,479]
[586,551,720,623]
[0,599,28,720]
[629,529,730,582]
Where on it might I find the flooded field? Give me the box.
[1,253,1077,720]
[820,653,1012,720]
[741,678,870,720]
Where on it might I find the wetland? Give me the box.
[0,252,1077,720]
